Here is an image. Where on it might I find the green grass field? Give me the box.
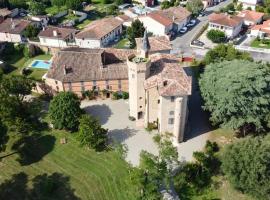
[251,38,270,49]
[0,129,136,200]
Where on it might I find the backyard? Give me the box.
[251,38,270,49]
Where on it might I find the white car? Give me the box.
[187,19,196,27]
[179,27,188,34]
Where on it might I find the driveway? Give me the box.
[81,99,159,166]
[81,97,212,165]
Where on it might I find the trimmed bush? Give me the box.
[207,29,226,43]
[122,92,129,99]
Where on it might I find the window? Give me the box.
[169,111,174,115]
[80,81,85,92]
[168,118,174,125]
[158,99,160,104]
[118,80,121,90]
[171,96,175,102]
[55,80,58,84]
[93,80,97,90]
[106,80,109,90]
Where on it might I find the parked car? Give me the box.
[187,19,197,27]
[199,12,205,17]
[179,27,188,34]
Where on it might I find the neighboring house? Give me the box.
[38,26,78,48]
[116,15,132,27]
[75,17,123,48]
[238,0,262,10]
[139,7,191,36]
[237,10,264,26]
[208,13,243,38]
[250,20,270,38]
[137,0,154,7]
[0,18,30,43]
[44,33,191,144]
[30,15,50,28]
[128,32,192,143]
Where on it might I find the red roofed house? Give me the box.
[0,18,30,43]
[75,17,123,48]
[208,13,243,38]
[250,20,270,38]
[139,7,191,36]
[237,10,264,26]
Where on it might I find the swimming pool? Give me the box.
[31,60,52,69]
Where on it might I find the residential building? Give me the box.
[128,32,191,143]
[75,17,123,48]
[137,0,154,7]
[250,20,270,38]
[208,13,243,38]
[44,33,191,143]
[0,18,30,43]
[238,0,262,10]
[139,7,191,36]
[38,26,78,48]
[135,36,172,54]
[237,10,264,26]
[0,8,12,23]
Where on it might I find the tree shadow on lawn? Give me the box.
[83,104,112,125]
[11,133,56,166]
[108,127,138,144]
[0,172,80,200]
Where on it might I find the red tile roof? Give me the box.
[38,26,78,39]
[251,20,270,34]
[209,13,243,27]
[0,18,30,34]
[237,10,264,23]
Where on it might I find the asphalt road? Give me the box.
[171,0,233,57]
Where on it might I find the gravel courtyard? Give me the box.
[81,99,210,166]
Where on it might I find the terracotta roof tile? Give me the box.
[0,18,30,34]
[38,26,78,39]
[237,10,264,23]
[135,36,172,53]
[209,13,243,27]
[76,17,123,40]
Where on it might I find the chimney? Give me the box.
[53,30,58,37]
[42,26,45,31]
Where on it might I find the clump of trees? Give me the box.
[174,141,220,199]
[222,135,270,199]
[186,0,204,16]
[77,114,108,151]
[51,0,83,10]
[127,19,145,49]
[49,92,82,131]
[199,59,270,136]
[207,29,226,43]
[24,25,40,40]
[29,0,46,15]
[160,0,180,9]
[203,44,252,65]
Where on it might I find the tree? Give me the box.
[199,60,270,135]
[222,135,270,199]
[29,0,46,15]
[66,0,81,9]
[207,29,226,43]
[9,0,28,9]
[24,25,39,39]
[203,44,252,65]
[0,75,39,133]
[161,0,171,9]
[127,19,145,49]
[186,0,204,16]
[77,114,108,151]
[0,119,8,152]
[51,0,66,8]
[236,2,243,11]
[49,92,82,131]
[0,0,9,8]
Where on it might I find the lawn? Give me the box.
[5,52,52,81]
[114,38,130,49]
[250,38,270,49]
[0,128,136,200]
[45,5,67,16]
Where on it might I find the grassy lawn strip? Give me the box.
[114,38,130,49]
[0,129,136,200]
[250,38,270,49]
[45,6,67,16]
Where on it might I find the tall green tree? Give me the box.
[49,92,82,131]
[0,0,9,8]
[127,19,145,49]
[77,114,108,151]
[0,119,8,152]
[186,0,204,16]
[203,44,252,65]
[222,135,270,199]
[9,0,28,9]
[66,0,81,10]
[199,60,270,135]
[29,0,46,15]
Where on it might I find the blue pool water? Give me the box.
[31,60,51,69]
